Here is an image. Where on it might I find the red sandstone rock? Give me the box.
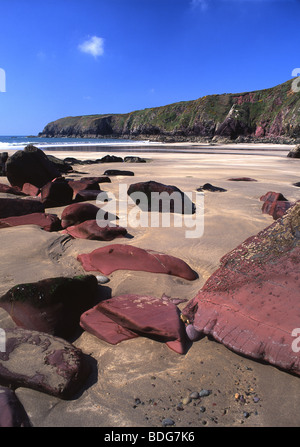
[0,328,91,398]
[0,212,61,232]
[80,294,188,354]
[21,183,40,196]
[40,178,74,208]
[78,244,197,280]
[61,203,100,229]
[0,387,31,427]
[182,203,300,376]
[0,198,44,219]
[0,183,26,196]
[62,219,127,240]
[260,191,293,220]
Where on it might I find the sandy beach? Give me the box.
[0,143,299,428]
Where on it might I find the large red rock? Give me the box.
[62,219,127,241]
[182,203,300,376]
[77,244,197,280]
[0,212,61,232]
[0,198,44,219]
[80,294,188,354]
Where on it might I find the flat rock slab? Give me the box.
[62,219,127,241]
[80,294,188,354]
[0,386,31,427]
[0,198,45,219]
[0,183,26,196]
[77,244,198,281]
[0,328,91,399]
[0,275,98,339]
[182,203,300,376]
[0,212,61,232]
[227,177,257,181]
[197,183,227,192]
[104,170,134,176]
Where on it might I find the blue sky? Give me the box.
[0,0,300,135]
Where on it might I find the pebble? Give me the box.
[199,406,206,413]
[190,391,199,399]
[162,418,175,427]
[253,396,260,403]
[185,324,202,341]
[199,389,211,397]
[182,396,191,405]
[243,411,250,418]
[96,275,110,284]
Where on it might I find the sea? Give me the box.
[0,135,163,154]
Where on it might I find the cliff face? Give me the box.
[39,79,300,142]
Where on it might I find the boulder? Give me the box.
[0,275,98,339]
[104,170,134,176]
[293,182,300,188]
[127,180,196,214]
[0,328,91,398]
[78,244,198,281]
[61,203,101,229]
[68,179,101,198]
[124,156,146,163]
[100,155,123,163]
[0,198,44,219]
[182,203,300,376]
[74,190,103,202]
[61,202,117,228]
[80,294,188,354]
[46,154,73,173]
[0,213,61,232]
[260,191,293,220]
[0,152,8,176]
[197,183,227,192]
[62,219,127,241]
[0,387,31,427]
[40,177,74,208]
[287,145,300,158]
[5,145,61,188]
[84,176,111,184]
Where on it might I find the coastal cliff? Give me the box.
[39,78,300,142]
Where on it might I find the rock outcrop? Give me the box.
[38,79,300,142]
[182,203,300,376]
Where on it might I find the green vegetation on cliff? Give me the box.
[39,79,300,142]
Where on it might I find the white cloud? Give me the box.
[78,36,104,58]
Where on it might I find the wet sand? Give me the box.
[0,143,299,427]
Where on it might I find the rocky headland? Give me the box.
[39,78,300,144]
